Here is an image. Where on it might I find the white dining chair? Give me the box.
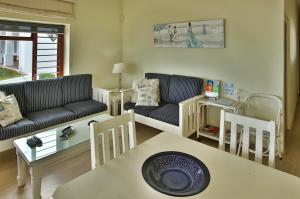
[219,110,276,168]
[243,93,283,158]
[90,110,136,169]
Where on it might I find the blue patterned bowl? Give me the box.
[142,151,210,197]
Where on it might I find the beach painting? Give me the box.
[153,19,224,48]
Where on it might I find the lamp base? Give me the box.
[118,73,122,91]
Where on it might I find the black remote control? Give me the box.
[26,136,43,148]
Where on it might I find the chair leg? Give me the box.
[277,138,283,159]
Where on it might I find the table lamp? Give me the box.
[112,63,126,91]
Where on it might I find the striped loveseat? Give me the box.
[121,73,204,137]
[0,74,110,150]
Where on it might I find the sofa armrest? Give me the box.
[93,88,112,114]
[121,88,134,114]
[179,94,205,107]
[179,94,205,137]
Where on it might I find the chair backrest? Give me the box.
[219,110,276,168]
[90,110,136,169]
[244,93,282,134]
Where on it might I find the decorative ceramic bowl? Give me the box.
[142,151,210,197]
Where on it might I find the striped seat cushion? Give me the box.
[25,79,63,113]
[149,104,179,126]
[64,100,107,118]
[26,107,76,131]
[0,118,37,141]
[124,102,165,117]
[62,74,93,104]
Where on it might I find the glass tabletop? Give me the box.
[13,114,113,165]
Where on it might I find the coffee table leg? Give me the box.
[30,166,43,199]
[16,151,26,187]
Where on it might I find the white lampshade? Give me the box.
[112,63,126,74]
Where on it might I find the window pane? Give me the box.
[0,40,32,82]
[37,61,57,68]
[37,55,57,62]
[37,44,58,49]
[0,31,31,37]
[37,67,57,74]
[37,50,57,55]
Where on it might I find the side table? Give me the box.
[197,98,243,142]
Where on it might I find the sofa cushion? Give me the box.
[124,102,164,117]
[0,82,26,115]
[26,107,76,130]
[0,118,36,141]
[145,73,171,103]
[149,104,179,126]
[65,100,107,118]
[25,78,63,113]
[0,95,23,127]
[168,75,203,104]
[62,74,93,104]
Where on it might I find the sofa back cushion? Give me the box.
[62,74,93,104]
[145,73,170,103]
[25,78,63,113]
[168,75,203,104]
[0,83,27,115]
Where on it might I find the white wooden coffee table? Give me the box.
[13,114,113,199]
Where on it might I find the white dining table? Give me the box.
[53,132,300,199]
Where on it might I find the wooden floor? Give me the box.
[1,105,300,198]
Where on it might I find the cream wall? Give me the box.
[122,0,284,97]
[285,0,299,129]
[70,0,122,88]
[0,0,123,89]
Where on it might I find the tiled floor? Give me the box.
[0,105,300,198]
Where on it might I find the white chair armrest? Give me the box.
[93,88,112,114]
[121,89,134,114]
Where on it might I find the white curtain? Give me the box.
[0,0,76,19]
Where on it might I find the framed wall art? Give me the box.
[153,19,225,48]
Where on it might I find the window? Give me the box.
[0,20,65,82]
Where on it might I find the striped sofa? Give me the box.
[0,74,110,147]
[121,73,204,137]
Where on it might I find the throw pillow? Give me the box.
[0,91,5,99]
[136,87,159,106]
[0,94,23,127]
[131,79,160,103]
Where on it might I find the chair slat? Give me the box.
[268,121,276,168]
[122,124,129,153]
[242,125,250,159]
[184,108,189,133]
[255,128,263,164]
[188,106,192,132]
[230,122,237,154]
[128,113,136,149]
[102,131,111,164]
[192,103,197,132]
[112,127,121,158]
[219,110,226,151]
[90,124,101,170]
